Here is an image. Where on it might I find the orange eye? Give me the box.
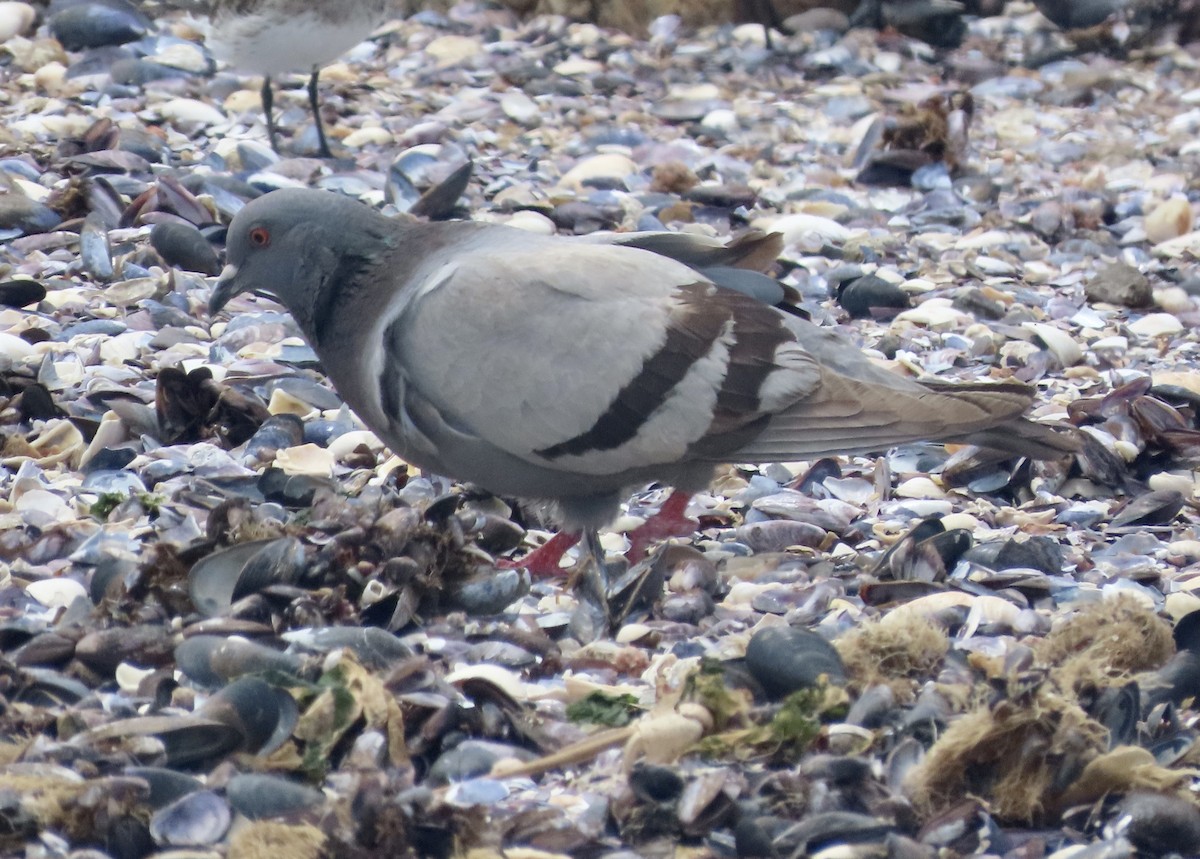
[249,227,270,247]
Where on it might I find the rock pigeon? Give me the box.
[209,188,1077,575]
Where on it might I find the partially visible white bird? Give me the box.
[205,0,390,156]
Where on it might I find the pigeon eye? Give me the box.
[249,227,271,248]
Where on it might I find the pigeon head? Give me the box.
[208,188,394,333]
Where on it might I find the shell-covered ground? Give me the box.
[0,1,1199,857]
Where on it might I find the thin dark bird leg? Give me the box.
[307,66,333,158]
[567,528,614,640]
[260,75,279,153]
[740,0,784,48]
[578,528,613,605]
[584,528,609,576]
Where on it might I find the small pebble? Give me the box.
[1145,197,1194,244]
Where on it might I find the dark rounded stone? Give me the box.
[733,520,826,553]
[1174,609,1200,656]
[244,414,305,461]
[628,764,685,804]
[109,57,192,87]
[1085,261,1152,308]
[444,568,529,616]
[50,1,148,51]
[150,222,222,276]
[994,536,1064,575]
[225,774,323,821]
[17,384,64,422]
[744,626,846,700]
[835,275,911,319]
[427,740,533,786]
[1119,792,1200,856]
[0,280,45,307]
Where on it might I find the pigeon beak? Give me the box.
[208,264,242,315]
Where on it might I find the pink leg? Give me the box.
[625,490,697,561]
[497,530,581,578]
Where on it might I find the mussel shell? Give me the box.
[744,625,846,700]
[77,715,243,768]
[148,790,231,847]
[1088,682,1139,749]
[125,767,205,810]
[282,626,414,668]
[197,676,298,755]
[874,520,971,582]
[188,540,277,617]
[1174,609,1200,655]
[175,635,303,689]
[224,773,325,820]
[1130,395,1188,440]
[12,668,92,707]
[188,537,306,617]
[1111,490,1185,528]
[232,536,306,599]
